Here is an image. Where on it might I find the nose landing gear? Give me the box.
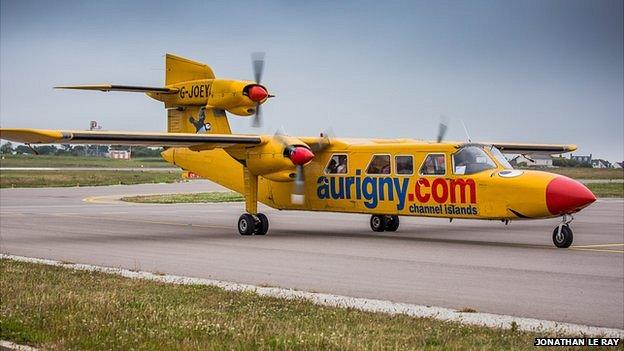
[552,214,574,248]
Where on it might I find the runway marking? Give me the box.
[572,243,624,248]
[2,254,622,338]
[570,248,624,254]
[570,243,624,254]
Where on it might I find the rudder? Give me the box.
[165,53,215,85]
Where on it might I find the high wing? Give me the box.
[0,128,262,150]
[488,142,577,154]
[55,85,178,94]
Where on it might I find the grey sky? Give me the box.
[1,0,622,161]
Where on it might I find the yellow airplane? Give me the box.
[0,53,596,248]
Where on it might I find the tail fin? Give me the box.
[166,53,215,85]
[168,107,231,135]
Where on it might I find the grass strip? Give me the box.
[0,155,170,168]
[0,259,598,351]
[542,168,623,180]
[586,183,624,198]
[121,191,243,203]
[0,170,182,188]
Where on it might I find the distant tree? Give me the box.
[34,145,57,155]
[15,145,35,154]
[0,142,14,155]
[72,145,87,156]
[131,146,162,158]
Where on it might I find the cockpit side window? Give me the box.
[453,146,496,175]
[488,146,513,169]
[325,154,348,174]
[419,154,446,175]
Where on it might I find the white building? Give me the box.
[109,150,130,160]
[510,154,553,168]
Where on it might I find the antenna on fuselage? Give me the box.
[460,119,472,143]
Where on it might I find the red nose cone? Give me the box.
[248,85,268,102]
[289,147,314,165]
[546,176,596,215]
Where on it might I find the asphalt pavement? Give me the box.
[1,181,622,328]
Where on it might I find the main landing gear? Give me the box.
[552,214,574,248]
[370,215,400,232]
[238,168,270,236]
[238,213,269,236]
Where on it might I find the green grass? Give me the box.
[1,259,607,351]
[537,168,623,180]
[122,191,244,204]
[0,170,182,188]
[587,183,624,198]
[0,155,171,168]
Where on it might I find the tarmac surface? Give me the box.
[1,181,622,328]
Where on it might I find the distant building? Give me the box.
[510,154,553,168]
[614,162,623,169]
[591,159,612,169]
[570,153,592,164]
[109,150,130,160]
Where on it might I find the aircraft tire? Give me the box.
[370,215,387,232]
[386,215,400,232]
[238,214,255,235]
[254,213,269,235]
[552,224,573,248]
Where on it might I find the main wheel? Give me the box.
[552,224,573,248]
[254,213,269,235]
[370,215,387,232]
[238,213,255,236]
[386,215,400,232]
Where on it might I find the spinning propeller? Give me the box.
[249,52,270,127]
[273,130,315,204]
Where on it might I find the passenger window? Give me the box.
[395,155,413,175]
[325,154,348,174]
[366,155,391,174]
[420,154,446,175]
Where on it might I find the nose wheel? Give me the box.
[238,213,269,236]
[552,214,573,248]
[370,215,400,232]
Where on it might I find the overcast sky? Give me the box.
[1,0,622,161]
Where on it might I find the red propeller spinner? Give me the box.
[247,85,268,102]
[288,147,314,165]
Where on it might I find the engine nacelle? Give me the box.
[243,137,311,182]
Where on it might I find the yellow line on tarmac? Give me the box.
[569,248,624,254]
[572,243,624,248]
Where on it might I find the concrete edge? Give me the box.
[2,254,623,338]
[0,340,38,351]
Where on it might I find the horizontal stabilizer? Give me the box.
[489,142,577,154]
[55,84,179,94]
[0,128,262,149]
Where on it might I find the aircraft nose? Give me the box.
[546,176,596,215]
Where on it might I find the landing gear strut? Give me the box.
[552,214,574,248]
[238,167,270,236]
[370,215,400,232]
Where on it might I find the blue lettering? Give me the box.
[317,176,330,199]
[394,178,409,210]
[362,177,378,209]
